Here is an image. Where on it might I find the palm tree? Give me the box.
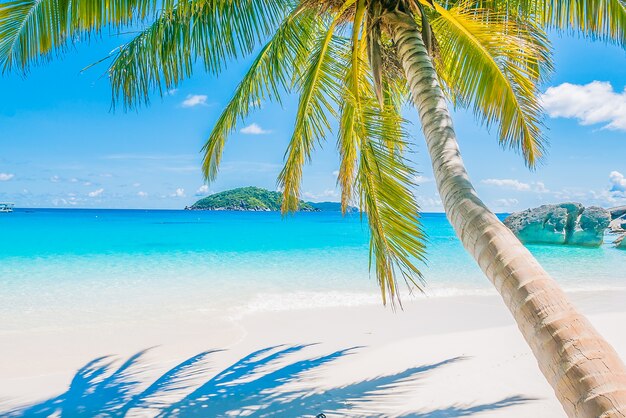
[2,1,626,416]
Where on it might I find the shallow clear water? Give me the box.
[1,209,624,330]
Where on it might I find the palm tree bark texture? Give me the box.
[387,10,626,418]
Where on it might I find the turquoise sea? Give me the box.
[1,209,624,331]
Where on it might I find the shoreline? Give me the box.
[4,284,626,335]
[2,290,625,416]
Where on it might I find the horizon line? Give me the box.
[5,207,510,215]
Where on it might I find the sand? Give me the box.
[1,290,625,417]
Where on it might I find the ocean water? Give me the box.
[1,209,624,331]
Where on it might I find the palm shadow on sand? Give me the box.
[2,345,534,417]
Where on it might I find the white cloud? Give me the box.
[221,161,281,172]
[414,175,434,185]
[51,196,79,206]
[132,183,141,188]
[240,123,271,135]
[0,173,14,181]
[332,170,340,177]
[303,189,339,201]
[137,191,149,198]
[541,81,626,131]
[609,171,626,193]
[534,181,549,193]
[162,166,199,173]
[88,188,104,198]
[104,153,195,161]
[481,178,549,194]
[482,178,531,191]
[52,198,68,206]
[171,188,186,198]
[417,195,443,211]
[50,175,60,183]
[548,172,626,207]
[181,94,208,108]
[195,185,211,196]
[495,198,519,207]
[590,190,625,206]
[552,188,588,202]
[166,88,178,96]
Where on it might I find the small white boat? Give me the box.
[0,203,14,213]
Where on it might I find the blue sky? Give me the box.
[1,28,625,212]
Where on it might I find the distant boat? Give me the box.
[0,203,14,213]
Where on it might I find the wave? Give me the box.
[233,284,626,317]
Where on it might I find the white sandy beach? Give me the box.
[1,290,625,417]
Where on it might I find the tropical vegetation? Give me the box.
[187,186,356,212]
[2,0,626,416]
[187,186,318,211]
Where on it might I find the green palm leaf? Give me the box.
[336,0,367,213]
[277,13,347,213]
[338,18,425,304]
[358,122,426,306]
[107,0,291,108]
[202,8,318,182]
[542,0,626,46]
[430,1,551,166]
[481,0,626,47]
[0,0,157,72]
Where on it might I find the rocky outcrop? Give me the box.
[568,206,612,246]
[504,203,578,245]
[504,203,611,247]
[608,206,626,233]
[616,234,626,249]
[610,206,626,220]
[609,216,626,233]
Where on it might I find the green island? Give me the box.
[185,186,356,212]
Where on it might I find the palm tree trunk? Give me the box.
[386,10,626,418]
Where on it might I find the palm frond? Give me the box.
[357,115,426,306]
[0,0,64,72]
[430,1,551,166]
[337,0,367,213]
[338,27,425,305]
[277,13,348,213]
[477,0,626,47]
[541,0,626,46]
[107,0,291,108]
[0,0,157,73]
[201,8,317,182]
[66,0,159,32]
[367,2,385,108]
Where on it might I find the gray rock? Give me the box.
[504,203,578,245]
[616,234,626,249]
[609,214,626,233]
[568,206,611,246]
[610,206,626,220]
[504,203,610,247]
